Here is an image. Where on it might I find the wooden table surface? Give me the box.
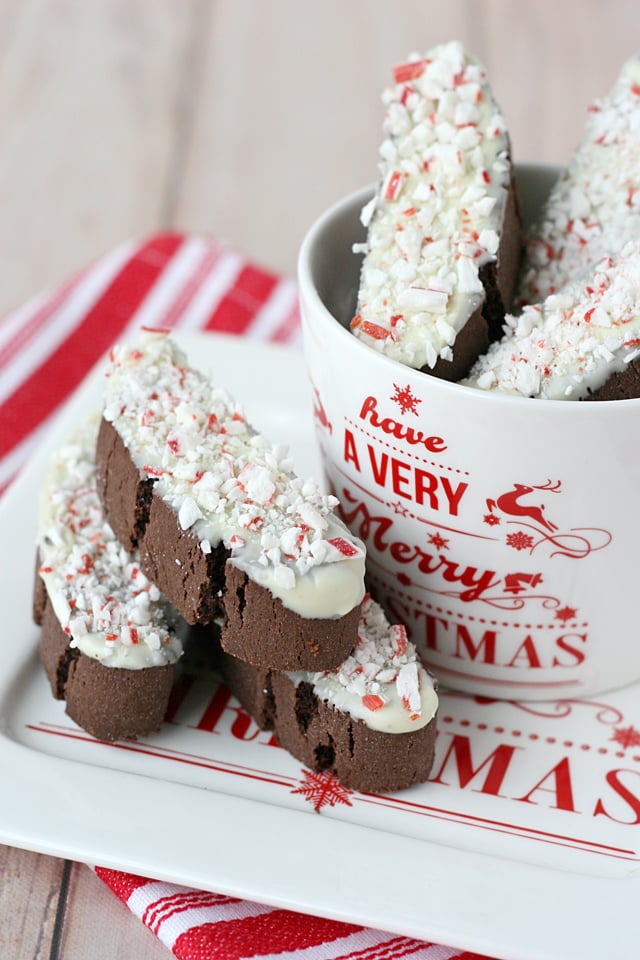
[1,1,637,956]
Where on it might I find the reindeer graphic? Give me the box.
[482,479,611,563]
[486,479,562,533]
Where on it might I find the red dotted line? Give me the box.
[345,418,470,475]
[440,715,635,761]
[462,610,587,630]
[369,571,584,631]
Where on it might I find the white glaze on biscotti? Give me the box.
[518,55,640,306]
[102,332,365,619]
[351,41,512,370]
[290,595,438,734]
[37,417,182,668]
[464,241,640,399]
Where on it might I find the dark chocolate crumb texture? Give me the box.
[34,417,182,741]
[97,332,365,670]
[350,41,521,379]
[219,595,438,794]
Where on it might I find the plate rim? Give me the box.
[0,330,636,960]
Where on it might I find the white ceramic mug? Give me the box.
[298,165,640,701]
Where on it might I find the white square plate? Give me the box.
[1,332,638,960]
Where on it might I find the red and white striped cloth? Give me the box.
[94,867,487,960]
[1,233,494,960]
[0,233,299,496]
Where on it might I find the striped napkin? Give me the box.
[94,866,487,960]
[2,233,494,960]
[0,233,299,496]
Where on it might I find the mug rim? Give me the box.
[297,167,640,416]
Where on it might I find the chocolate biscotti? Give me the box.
[34,418,182,741]
[350,41,521,379]
[517,54,640,307]
[463,241,640,399]
[218,595,438,794]
[97,332,365,670]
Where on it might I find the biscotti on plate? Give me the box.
[350,40,521,379]
[32,412,438,792]
[97,332,366,671]
[218,595,438,793]
[34,418,182,741]
[517,54,640,307]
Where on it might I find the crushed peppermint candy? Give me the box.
[517,54,640,306]
[464,240,640,399]
[294,595,438,735]
[351,41,512,370]
[102,333,365,618]
[37,418,182,668]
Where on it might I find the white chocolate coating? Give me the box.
[102,333,365,618]
[352,41,511,370]
[464,241,640,399]
[37,417,182,669]
[290,595,438,734]
[518,55,640,306]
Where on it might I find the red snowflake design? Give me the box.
[291,769,353,812]
[555,605,578,622]
[610,725,640,750]
[505,531,535,551]
[483,513,500,526]
[390,383,421,416]
[428,532,449,550]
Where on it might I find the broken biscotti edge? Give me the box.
[463,240,640,400]
[218,595,439,794]
[96,331,366,671]
[350,40,521,380]
[34,417,183,742]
